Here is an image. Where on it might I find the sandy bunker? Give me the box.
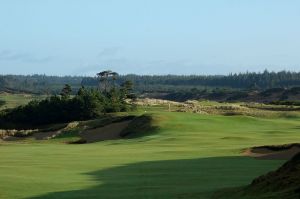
[79,120,132,143]
[243,143,300,160]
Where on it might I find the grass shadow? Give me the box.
[28,156,282,199]
[120,114,160,139]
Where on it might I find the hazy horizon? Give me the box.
[1,68,300,77]
[1,0,300,76]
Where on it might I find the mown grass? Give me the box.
[0,105,299,199]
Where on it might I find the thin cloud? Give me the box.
[0,50,54,63]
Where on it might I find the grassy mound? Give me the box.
[214,153,300,199]
[120,114,158,138]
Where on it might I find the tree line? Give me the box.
[82,70,300,91]
[1,70,300,94]
[0,71,136,128]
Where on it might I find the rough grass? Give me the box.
[178,100,300,118]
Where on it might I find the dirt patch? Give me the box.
[79,120,132,143]
[243,143,300,160]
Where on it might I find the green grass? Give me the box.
[0,108,300,199]
[0,93,45,110]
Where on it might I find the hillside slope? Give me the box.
[214,152,300,199]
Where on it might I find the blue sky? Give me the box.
[0,0,300,75]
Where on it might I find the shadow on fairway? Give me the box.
[29,156,282,199]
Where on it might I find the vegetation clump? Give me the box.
[0,129,38,139]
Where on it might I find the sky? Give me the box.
[0,0,300,76]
